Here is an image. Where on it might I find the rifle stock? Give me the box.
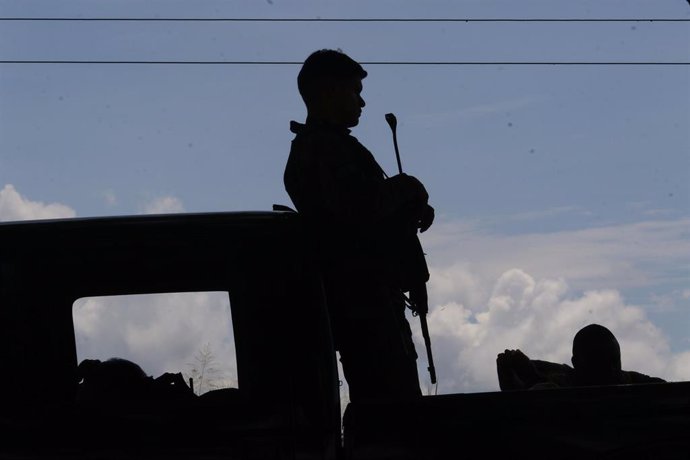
[420,311,437,385]
[410,283,437,385]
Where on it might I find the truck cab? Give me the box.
[0,211,340,459]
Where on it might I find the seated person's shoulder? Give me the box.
[532,359,572,375]
[621,370,666,384]
[532,360,574,387]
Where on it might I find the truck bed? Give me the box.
[344,381,690,459]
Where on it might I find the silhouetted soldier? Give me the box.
[497,324,665,390]
[284,49,434,402]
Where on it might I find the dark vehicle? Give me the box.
[0,211,688,459]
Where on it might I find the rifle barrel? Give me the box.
[392,130,403,174]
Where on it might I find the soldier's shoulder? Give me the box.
[290,123,348,163]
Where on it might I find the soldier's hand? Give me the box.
[496,349,539,390]
[388,173,428,205]
[418,204,434,233]
[506,349,534,376]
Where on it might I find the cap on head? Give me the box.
[78,357,150,402]
[297,49,367,108]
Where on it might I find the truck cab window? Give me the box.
[72,291,237,397]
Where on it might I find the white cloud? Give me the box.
[140,196,185,214]
[0,184,76,221]
[666,352,690,381]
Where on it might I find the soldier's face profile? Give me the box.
[327,77,365,128]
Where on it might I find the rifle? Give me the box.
[385,113,437,385]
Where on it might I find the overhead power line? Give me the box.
[0,60,686,66]
[0,17,687,22]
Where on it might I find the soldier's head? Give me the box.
[571,324,622,386]
[298,49,367,128]
[77,357,152,402]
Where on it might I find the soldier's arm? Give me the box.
[313,134,429,225]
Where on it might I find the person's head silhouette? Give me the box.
[297,49,367,128]
[77,358,151,402]
[571,324,622,386]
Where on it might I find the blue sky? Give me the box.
[1,0,688,393]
